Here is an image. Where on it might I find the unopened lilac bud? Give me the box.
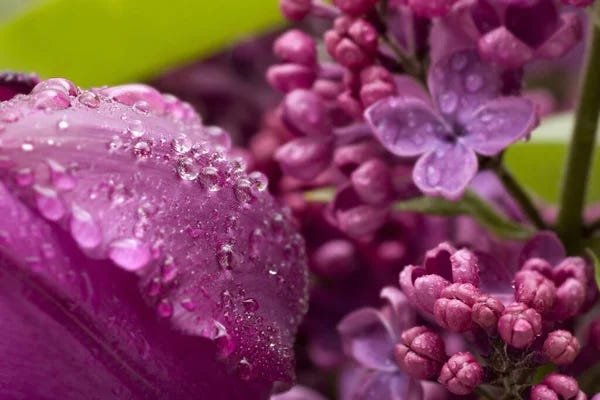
[331,186,387,237]
[394,326,446,380]
[360,65,394,85]
[414,274,450,313]
[514,270,556,314]
[274,30,317,66]
[311,239,358,278]
[350,159,392,205]
[279,0,312,21]
[360,80,396,108]
[337,90,363,119]
[498,303,542,349]
[521,257,554,276]
[438,352,483,395]
[531,374,585,400]
[347,19,379,54]
[267,64,316,93]
[472,295,504,333]
[589,318,600,351]
[282,90,332,137]
[434,283,480,332]
[542,330,580,366]
[553,258,587,320]
[333,141,381,174]
[450,248,480,286]
[333,0,378,16]
[275,137,332,181]
[335,38,373,70]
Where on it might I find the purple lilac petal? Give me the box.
[427,48,502,125]
[380,286,417,335]
[338,308,398,372]
[462,96,537,156]
[365,97,448,157]
[0,80,308,397]
[342,369,424,400]
[519,231,566,266]
[413,143,478,200]
[478,27,535,69]
[536,13,582,60]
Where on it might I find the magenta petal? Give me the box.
[427,48,502,125]
[413,143,478,200]
[365,97,447,157]
[0,71,39,101]
[536,13,582,60]
[462,96,538,156]
[338,308,398,372]
[0,80,308,397]
[519,231,566,266]
[271,386,327,400]
[478,27,534,70]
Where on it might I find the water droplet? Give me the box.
[213,321,235,356]
[234,178,253,203]
[161,255,177,283]
[47,159,75,191]
[109,183,132,205]
[157,298,173,318]
[107,135,123,152]
[177,158,199,181]
[133,100,151,114]
[199,166,221,191]
[78,91,100,108]
[108,238,151,271]
[21,142,34,152]
[451,53,468,71]
[217,243,234,270]
[71,205,102,249]
[57,119,69,131]
[242,298,259,312]
[439,92,458,114]
[465,74,483,92]
[426,165,441,185]
[171,134,192,154]
[133,141,152,158]
[248,171,268,192]
[34,185,66,221]
[14,168,34,187]
[128,120,145,138]
[33,89,71,111]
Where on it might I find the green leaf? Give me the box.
[393,191,534,240]
[0,0,282,87]
[505,113,600,204]
[585,247,600,290]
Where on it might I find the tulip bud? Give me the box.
[438,352,483,395]
[514,270,556,314]
[498,303,542,349]
[433,283,480,332]
[542,330,580,366]
[394,326,446,380]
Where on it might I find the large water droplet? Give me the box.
[108,238,151,271]
[177,158,199,181]
[217,243,234,270]
[128,120,145,138]
[71,205,102,249]
[234,178,253,203]
[133,100,151,114]
[242,298,259,312]
[34,186,66,221]
[199,166,221,191]
[248,171,268,192]
[33,89,71,111]
[133,141,152,158]
[78,91,101,108]
[171,134,192,154]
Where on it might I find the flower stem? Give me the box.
[495,164,547,230]
[586,218,600,235]
[555,3,600,254]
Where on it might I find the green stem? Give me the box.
[475,386,495,400]
[585,218,600,236]
[555,3,600,254]
[495,164,547,230]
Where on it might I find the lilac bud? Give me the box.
[275,137,332,181]
[433,283,480,332]
[360,65,394,86]
[552,258,587,320]
[542,330,580,366]
[334,38,373,71]
[350,159,392,205]
[330,186,388,237]
[311,239,358,278]
[337,90,363,118]
[450,248,480,286]
[333,141,382,174]
[360,80,396,108]
[348,19,379,54]
[498,303,542,349]
[521,257,554,276]
[333,0,378,16]
[531,374,586,400]
[282,90,332,137]
[413,274,450,314]
[472,295,504,333]
[267,64,316,93]
[438,352,483,395]
[274,30,317,66]
[394,326,446,380]
[279,0,312,21]
[514,270,556,314]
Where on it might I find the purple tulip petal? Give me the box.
[427,48,502,125]
[0,80,308,397]
[338,308,398,372]
[462,96,538,156]
[413,143,478,200]
[535,13,582,60]
[365,97,447,158]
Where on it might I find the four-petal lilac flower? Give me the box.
[366,48,538,199]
